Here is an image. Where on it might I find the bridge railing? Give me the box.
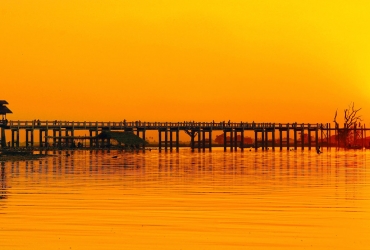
[6,120,328,130]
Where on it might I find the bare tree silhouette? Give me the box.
[333,102,362,147]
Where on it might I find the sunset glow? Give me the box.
[3,3,370,250]
[1,1,369,123]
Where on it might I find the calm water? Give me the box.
[1,149,370,249]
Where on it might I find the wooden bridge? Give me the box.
[0,120,352,151]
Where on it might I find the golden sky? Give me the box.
[1,1,370,124]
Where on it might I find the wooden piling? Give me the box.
[45,129,49,147]
[272,124,275,150]
[53,129,57,147]
[240,129,244,151]
[26,130,29,147]
[191,130,195,152]
[142,129,146,151]
[31,129,34,147]
[39,130,42,148]
[224,130,227,152]
[197,128,201,152]
[202,130,206,152]
[176,129,179,152]
[170,130,173,151]
[286,124,290,150]
[279,124,282,150]
[301,125,304,150]
[158,130,162,152]
[11,129,14,147]
[308,124,311,150]
[234,130,237,151]
[0,127,5,148]
[294,125,297,150]
[328,123,331,148]
[165,128,168,151]
[230,129,233,151]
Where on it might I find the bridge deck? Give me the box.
[4,120,327,131]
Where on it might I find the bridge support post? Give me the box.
[11,129,19,148]
[286,124,290,150]
[209,129,212,151]
[224,130,227,152]
[202,130,206,152]
[308,125,312,150]
[53,129,57,148]
[294,126,297,150]
[158,130,162,152]
[191,130,195,152]
[45,129,49,148]
[301,125,304,150]
[142,129,146,152]
[11,129,15,148]
[39,130,42,148]
[58,129,61,148]
[165,128,168,151]
[272,125,275,150]
[176,129,179,152]
[197,128,201,152]
[1,127,5,148]
[279,124,282,150]
[16,129,20,148]
[234,130,238,151]
[65,130,69,148]
[255,130,258,150]
[26,130,29,148]
[328,123,331,149]
[240,129,244,151]
[70,129,74,148]
[170,130,173,151]
[230,129,233,152]
[89,130,93,148]
[30,129,34,147]
[95,129,99,148]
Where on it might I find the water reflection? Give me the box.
[0,149,369,250]
[0,162,7,202]
[1,150,367,190]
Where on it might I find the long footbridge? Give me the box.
[0,120,353,151]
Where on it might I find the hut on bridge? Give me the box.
[97,131,146,148]
[0,100,12,148]
[0,100,12,121]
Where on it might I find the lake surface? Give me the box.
[1,148,370,249]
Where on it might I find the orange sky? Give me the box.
[1,1,370,124]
